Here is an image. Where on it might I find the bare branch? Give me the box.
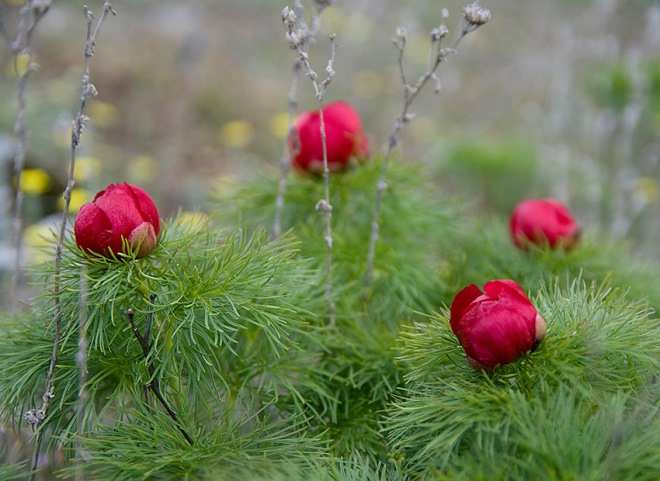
[364,5,488,295]
[25,3,115,478]
[273,58,302,240]
[125,306,195,446]
[281,3,337,324]
[6,0,51,307]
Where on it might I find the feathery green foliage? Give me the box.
[3,148,660,479]
[444,219,660,313]
[0,461,25,481]
[212,158,456,457]
[213,158,459,324]
[387,278,660,480]
[0,217,335,477]
[73,407,325,480]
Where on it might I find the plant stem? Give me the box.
[75,266,89,481]
[282,2,337,324]
[25,3,115,479]
[274,1,326,240]
[6,0,49,309]
[273,58,302,240]
[364,19,462,297]
[126,302,195,447]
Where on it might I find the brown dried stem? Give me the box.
[282,2,337,324]
[74,266,89,481]
[364,4,488,296]
[24,3,115,479]
[273,1,326,240]
[125,299,195,446]
[5,0,50,308]
[273,59,301,240]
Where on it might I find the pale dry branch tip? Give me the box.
[462,1,491,34]
[365,6,488,295]
[27,3,115,478]
[281,1,337,324]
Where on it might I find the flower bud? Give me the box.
[74,182,161,259]
[450,280,546,371]
[290,101,370,174]
[510,198,581,251]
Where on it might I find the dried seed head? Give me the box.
[462,1,491,33]
[431,23,449,42]
[24,408,45,425]
[432,73,442,93]
[394,26,407,49]
[282,6,297,28]
[286,30,303,48]
[316,199,333,215]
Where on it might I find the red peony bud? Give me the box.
[510,198,581,251]
[74,183,161,259]
[450,280,547,371]
[290,101,369,174]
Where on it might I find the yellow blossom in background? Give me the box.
[53,125,73,149]
[634,177,659,206]
[175,212,209,231]
[408,34,434,66]
[59,188,93,213]
[212,174,241,197]
[24,223,55,265]
[320,5,343,33]
[219,120,254,148]
[410,116,440,143]
[352,70,384,100]
[19,168,51,195]
[320,8,374,42]
[5,52,34,77]
[343,12,374,43]
[127,155,159,184]
[270,112,293,139]
[73,156,102,183]
[88,100,119,128]
[4,0,26,5]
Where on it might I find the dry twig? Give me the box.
[2,0,51,307]
[282,1,337,324]
[24,3,116,479]
[125,299,195,446]
[364,2,491,296]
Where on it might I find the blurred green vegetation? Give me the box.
[440,138,537,213]
[0,3,659,478]
[0,0,657,246]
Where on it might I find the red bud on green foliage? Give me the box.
[510,198,581,251]
[450,280,547,371]
[291,101,369,174]
[74,183,161,259]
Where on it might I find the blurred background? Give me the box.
[0,0,658,289]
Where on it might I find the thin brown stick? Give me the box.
[6,0,50,308]
[74,266,89,481]
[125,303,194,446]
[272,58,302,240]
[363,4,490,296]
[282,3,337,324]
[24,3,115,479]
[273,1,327,239]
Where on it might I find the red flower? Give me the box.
[510,198,581,250]
[290,101,369,174]
[450,280,547,371]
[74,183,161,259]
